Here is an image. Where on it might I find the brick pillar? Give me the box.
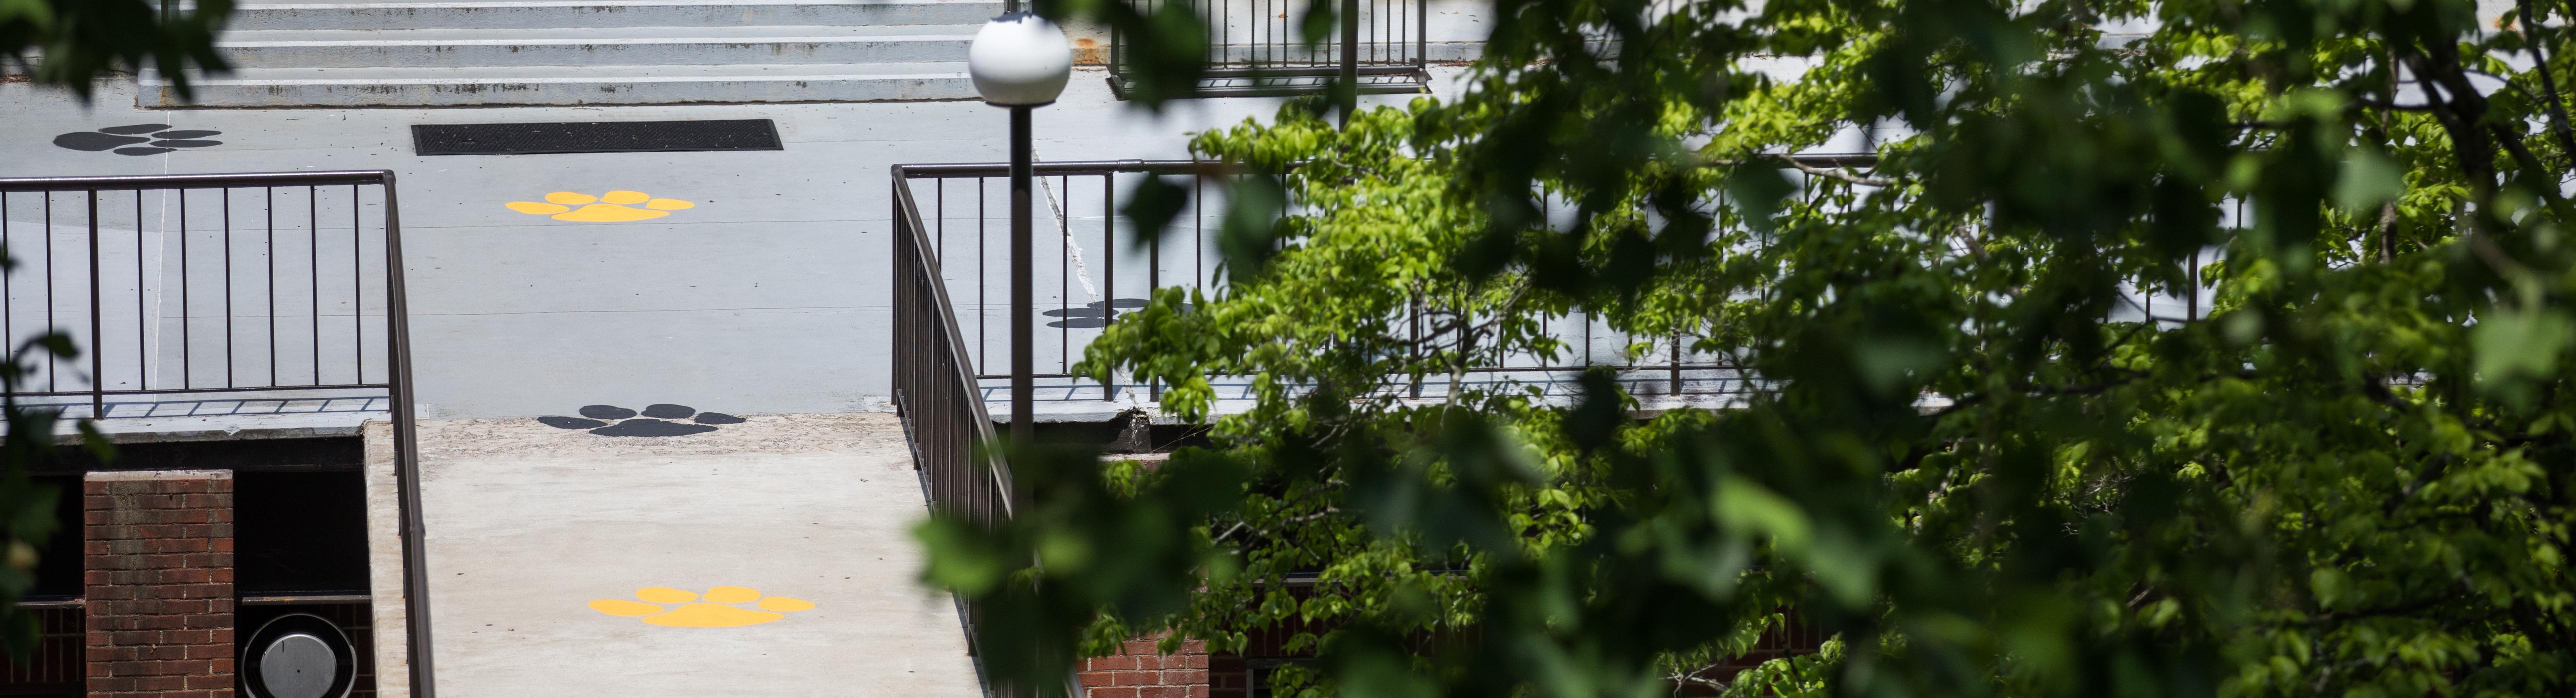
[1077,632,1210,698]
[84,470,236,698]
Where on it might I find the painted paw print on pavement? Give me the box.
[506,190,696,222]
[54,124,225,156]
[538,403,744,437]
[589,586,815,628]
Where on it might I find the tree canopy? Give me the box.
[919,0,2576,694]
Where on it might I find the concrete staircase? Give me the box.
[149,0,999,107]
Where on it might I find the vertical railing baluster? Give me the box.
[1669,330,1682,396]
[44,193,56,391]
[0,193,10,386]
[0,192,9,385]
[1195,174,1206,287]
[87,189,103,418]
[223,188,234,389]
[309,185,320,387]
[266,186,277,387]
[1148,171,1162,402]
[135,191,145,395]
[1060,174,1070,378]
[1408,295,1422,398]
[181,188,192,389]
[1102,172,1115,401]
[1340,0,1356,83]
[979,179,988,374]
[355,184,364,385]
[1415,0,1427,74]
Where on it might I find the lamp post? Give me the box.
[968,13,1072,449]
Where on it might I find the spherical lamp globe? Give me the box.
[968,14,1074,106]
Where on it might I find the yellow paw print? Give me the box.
[506,190,697,222]
[587,585,815,627]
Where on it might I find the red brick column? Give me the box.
[84,470,235,698]
[1077,632,1210,698]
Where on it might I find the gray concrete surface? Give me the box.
[360,421,418,698]
[0,66,1467,421]
[388,412,977,698]
[154,0,997,106]
[162,0,1491,107]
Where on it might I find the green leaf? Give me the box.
[2332,146,2404,213]
[2473,307,2573,387]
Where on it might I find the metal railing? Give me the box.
[1108,0,1432,98]
[893,165,1014,530]
[0,170,436,698]
[892,164,1014,698]
[0,174,395,418]
[892,159,1764,410]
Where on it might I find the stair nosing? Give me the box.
[171,73,969,85]
[148,65,973,86]
[236,0,995,8]
[217,34,973,48]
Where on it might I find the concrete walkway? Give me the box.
[383,412,976,698]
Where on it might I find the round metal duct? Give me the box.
[242,613,356,698]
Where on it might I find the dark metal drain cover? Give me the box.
[411,119,784,156]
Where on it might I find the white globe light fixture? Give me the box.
[968,13,1073,106]
[972,11,1072,447]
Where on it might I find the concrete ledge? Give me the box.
[361,420,412,698]
[49,410,383,445]
[83,468,235,480]
[147,64,975,108]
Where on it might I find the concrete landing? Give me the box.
[391,412,977,698]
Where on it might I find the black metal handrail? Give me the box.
[892,164,1014,526]
[1107,0,1433,99]
[890,158,1892,404]
[0,170,435,698]
[891,164,1017,698]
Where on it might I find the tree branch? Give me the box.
[2506,0,2576,169]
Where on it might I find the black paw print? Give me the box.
[538,404,745,437]
[54,124,225,156]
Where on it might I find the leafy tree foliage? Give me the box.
[921,0,2576,694]
[2,0,231,100]
[0,251,110,662]
[0,331,101,661]
[0,0,184,667]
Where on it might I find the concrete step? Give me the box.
[229,0,1003,32]
[144,62,975,107]
[214,25,979,69]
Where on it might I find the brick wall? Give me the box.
[84,470,236,698]
[1077,633,1210,698]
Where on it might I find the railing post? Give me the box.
[1669,330,1682,396]
[1148,192,1160,402]
[1339,0,1360,126]
[1010,108,1036,458]
[1102,173,1116,402]
[1415,0,1426,71]
[1408,296,1422,399]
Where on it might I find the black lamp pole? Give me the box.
[1009,104,1034,446]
